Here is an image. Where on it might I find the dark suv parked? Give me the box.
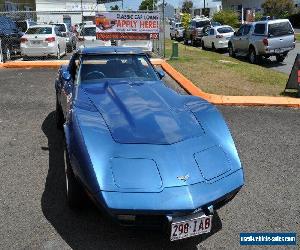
[0,16,23,62]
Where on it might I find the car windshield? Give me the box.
[268,22,293,37]
[195,20,211,28]
[16,21,27,32]
[217,27,234,33]
[78,54,159,83]
[55,24,66,32]
[26,27,52,34]
[80,27,95,36]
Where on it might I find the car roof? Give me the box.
[252,19,291,25]
[81,24,96,28]
[28,24,53,28]
[78,46,145,55]
[214,25,233,29]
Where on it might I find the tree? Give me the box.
[181,13,191,29]
[110,5,119,10]
[139,0,157,11]
[262,0,295,18]
[182,0,193,14]
[212,10,239,28]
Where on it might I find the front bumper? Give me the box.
[92,169,244,225]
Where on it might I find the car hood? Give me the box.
[81,80,204,145]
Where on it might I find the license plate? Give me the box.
[170,214,212,241]
[32,41,41,45]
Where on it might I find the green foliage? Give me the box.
[110,5,119,10]
[139,0,157,10]
[262,0,295,18]
[255,12,263,21]
[212,10,239,28]
[182,0,193,14]
[181,13,191,29]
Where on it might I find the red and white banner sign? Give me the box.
[95,12,160,40]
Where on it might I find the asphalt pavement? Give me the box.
[0,68,299,250]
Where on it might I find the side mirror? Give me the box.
[157,70,165,79]
[62,71,71,81]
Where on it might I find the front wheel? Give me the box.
[64,145,86,209]
[228,44,235,58]
[56,97,64,130]
[276,54,286,63]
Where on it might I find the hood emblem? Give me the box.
[177,174,189,182]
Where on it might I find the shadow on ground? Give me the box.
[41,111,222,250]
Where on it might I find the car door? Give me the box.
[231,25,244,53]
[239,24,252,54]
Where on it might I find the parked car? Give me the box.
[20,25,67,60]
[77,25,111,49]
[228,19,295,64]
[201,25,235,50]
[184,16,211,46]
[170,22,185,41]
[55,46,244,241]
[211,21,221,27]
[16,20,37,33]
[53,23,76,52]
[0,16,23,62]
[116,40,153,54]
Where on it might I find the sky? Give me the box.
[105,0,183,10]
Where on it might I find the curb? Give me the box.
[160,61,300,108]
[1,59,299,108]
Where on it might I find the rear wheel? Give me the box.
[3,45,11,62]
[67,44,73,53]
[64,145,86,209]
[212,42,216,51]
[276,54,286,63]
[249,47,260,64]
[228,43,235,58]
[56,46,61,60]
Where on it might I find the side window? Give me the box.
[209,29,215,35]
[236,26,244,36]
[254,24,266,35]
[243,25,251,35]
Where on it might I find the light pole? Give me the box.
[162,0,165,58]
[203,0,206,16]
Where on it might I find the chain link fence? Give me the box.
[0,10,165,63]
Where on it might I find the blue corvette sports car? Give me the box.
[55,47,244,241]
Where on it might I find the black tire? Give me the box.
[3,45,11,62]
[249,47,258,64]
[67,45,73,53]
[276,54,286,63]
[64,145,86,209]
[228,43,235,58]
[184,37,188,45]
[56,97,64,130]
[56,46,61,60]
[212,42,216,51]
[201,41,206,50]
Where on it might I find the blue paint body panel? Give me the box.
[56,48,244,220]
